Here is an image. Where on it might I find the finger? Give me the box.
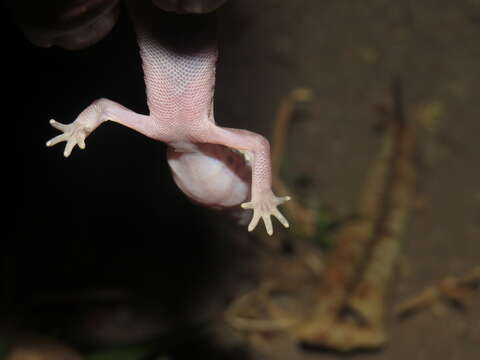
[49,119,69,131]
[241,201,254,210]
[273,208,289,228]
[63,138,77,157]
[46,134,68,147]
[275,195,291,205]
[262,215,273,236]
[77,132,86,150]
[247,212,261,232]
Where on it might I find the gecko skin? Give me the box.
[46,0,290,235]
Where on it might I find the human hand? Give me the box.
[7,0,227,50]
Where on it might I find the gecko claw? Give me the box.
[241,191,290,236]
[47,118,91,157]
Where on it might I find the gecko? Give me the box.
[45,0,290,235]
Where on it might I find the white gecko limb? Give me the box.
[47,119,88,158]
[46,98,160,157]
[192,124,291,235]
[241,190,290,236]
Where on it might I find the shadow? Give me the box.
[2,2,247,356]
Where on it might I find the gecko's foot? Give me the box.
[46,119,92,157]
[241,190,291,236]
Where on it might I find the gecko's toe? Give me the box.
[241,190,290,235]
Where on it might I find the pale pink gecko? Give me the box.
[46,0,290,235]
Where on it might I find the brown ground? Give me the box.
[214,0,480,359]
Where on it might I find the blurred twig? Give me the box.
[271,88,317,238]
[225,79,418,352]
[296,78,417,351]
[395,266,480,317]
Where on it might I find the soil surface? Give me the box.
[5,1,480,360]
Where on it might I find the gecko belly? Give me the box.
[167,143,251,209]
